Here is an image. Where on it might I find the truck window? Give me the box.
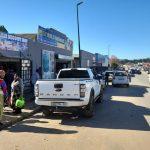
[115,72,127,76]
[58,70,90,78]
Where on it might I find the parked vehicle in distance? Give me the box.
[136,69,141,74]
[112,71,130,87]
[128,69,135,77]
[96,74,106,90]
[103,71,114,82]
[35,68,103,118]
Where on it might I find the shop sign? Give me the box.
[58,54,73,60]
[42,50,55,79]
[37,26,73,51]
[0,32,28,51]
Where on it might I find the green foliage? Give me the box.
[120,58,150,64]
[111,62,119,69]
[0,25,8,33]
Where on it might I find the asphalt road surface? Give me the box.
[0,72,150,150]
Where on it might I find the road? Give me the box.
[0,73,150,150]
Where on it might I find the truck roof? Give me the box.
[60,68,91,71]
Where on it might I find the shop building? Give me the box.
[19,25,73,79]
[0,32,31,90]
[95,53,109,67]
[73,50,95,68]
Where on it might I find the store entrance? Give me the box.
[0,60,21,74]
[56,61,71,74]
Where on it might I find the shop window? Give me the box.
[21,59,31,86]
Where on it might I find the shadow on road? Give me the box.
[7,123,78,134]
[4,84,150,133]
[107,84,149,97]
[60,85,150,131]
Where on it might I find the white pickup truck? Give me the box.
[35,68,103,117]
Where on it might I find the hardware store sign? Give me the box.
[0,32,28,51]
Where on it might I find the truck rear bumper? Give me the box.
[35,98,88,107]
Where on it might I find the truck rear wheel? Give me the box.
[42,106,53,117]
[96,90,103,103]
[82,94,94,118]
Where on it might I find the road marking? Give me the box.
[146,88,150,94]
[144,115,150,127]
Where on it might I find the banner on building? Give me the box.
[37,25,73,51]
[42,50,55,79]
[0,32,28,51]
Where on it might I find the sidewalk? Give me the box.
[0,92,41,130]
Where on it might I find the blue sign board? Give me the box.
[37,26,73,51]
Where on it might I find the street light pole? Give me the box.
[108,44,111,68]
[77,2,83,68]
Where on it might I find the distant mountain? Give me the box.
[120,58,150,64]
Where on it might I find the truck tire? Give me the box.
[42,106,53,117]
[96,90,103,103]
[82,93,94,118]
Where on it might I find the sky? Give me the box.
[0,0,150,59]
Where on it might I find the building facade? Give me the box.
[95,53,109,67]
[0,32,31,89]
[73,50,95,68]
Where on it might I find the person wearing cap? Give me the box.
[0,70,8,126]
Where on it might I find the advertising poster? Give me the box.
[37,26,73,51]
[0,32,28,51]
[42,50,55,79]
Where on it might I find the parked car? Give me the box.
[136,69,141,74]
[128,69,135,77]
[35,68,103,118]
[103,71,114,82]
[112,71,130,87]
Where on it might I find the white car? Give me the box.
[112,71,130,87]
[35,68,103,118]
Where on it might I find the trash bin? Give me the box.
[0,89,3,122]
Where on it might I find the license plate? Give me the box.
[118,78,124,80]
[51,102,66,106]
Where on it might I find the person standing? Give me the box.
[105,73,109,86]
[31,69,40,88]
[0,70,8,125]
[5,69,14,97]
[10,73,23,114]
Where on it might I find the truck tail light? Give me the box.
[34,84,39,97]
[80,84,86,97]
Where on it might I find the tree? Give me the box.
[0,25,8,33]
[111,62,119,69]
[110,55,119,69]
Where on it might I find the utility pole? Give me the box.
[77,2,83,67]
[108,45,111,68]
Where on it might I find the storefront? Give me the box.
[26,26,73,79]
[55,54,72,73]
[0,32,31,89]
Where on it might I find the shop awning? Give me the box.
[57,54,73,60]
[0,50,29,59]
[0,50,20,58]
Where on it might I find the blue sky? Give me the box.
[0,0,150,59]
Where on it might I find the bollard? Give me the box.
[0,89,3,122]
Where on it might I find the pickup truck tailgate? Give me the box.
[38,80,80,99]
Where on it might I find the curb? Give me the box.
[0,106,42,131]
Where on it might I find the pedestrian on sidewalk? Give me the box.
[0,70,8,125]
[31,69,40,91]
[10,73,24,114]
[5,69,14,97]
